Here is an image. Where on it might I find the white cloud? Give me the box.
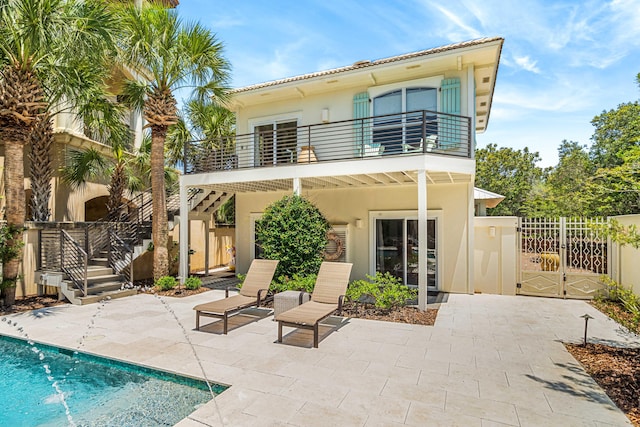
[514,56,541,74]
[210,16,244,29]
[492,79,598,114]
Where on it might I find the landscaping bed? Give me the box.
[341,302,438,325]
[565,343,640,426]
[591,299,640,335]
[0,296,67,316]
[152,287,209,297]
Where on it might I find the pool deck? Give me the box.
[1,292,638,426]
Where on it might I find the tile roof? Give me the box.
[231,37,503,94]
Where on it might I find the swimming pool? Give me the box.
[0,334,227,426]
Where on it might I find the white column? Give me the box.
[293,177,301,195]
[467,181,475,294]
[178,180,189,285]
[204,220,210,276]
[418,170,428,310]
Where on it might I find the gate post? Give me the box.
[560,217,567,299]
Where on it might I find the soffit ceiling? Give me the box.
[192,170,471,194]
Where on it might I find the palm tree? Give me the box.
[166,99,235,169]
[0,0,119,305]
[61,144,147,218]
[28,113,54,221]
[118,4,229,279]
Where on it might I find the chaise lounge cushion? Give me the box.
[275,301,338,326]
[193,294,257,315]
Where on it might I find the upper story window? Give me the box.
[372,87,437,153]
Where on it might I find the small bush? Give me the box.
[271,274,317,294]
[155,276,177,291]
[256,195,330,279]
[595,276,640,334]
[184,276,202,290]
[347,272,417,310]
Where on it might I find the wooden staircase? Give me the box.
[38,188,229,306]
[59,264,136,305]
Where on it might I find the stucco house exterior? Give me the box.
[179,37,504,309]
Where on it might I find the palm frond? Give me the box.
[61,147,109,189]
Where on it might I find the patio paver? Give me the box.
[1,292,636,426]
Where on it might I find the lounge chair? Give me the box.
[275,261,353,348]
[193,259,278,334]
[402,134,437,153]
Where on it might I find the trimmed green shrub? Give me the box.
[347,272,417,310]
[271,274,317,294]
[184,276,202,290]
[155,276,177,291]
[256,195,330,278]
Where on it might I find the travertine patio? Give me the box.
[1,292,637,426]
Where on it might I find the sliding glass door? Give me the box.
[374,217,437,289]
[254,120,297,166]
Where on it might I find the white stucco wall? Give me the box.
[235,70,470,136]
[235,182,472,294]
[611,214,640,296]
[473,216,518,295]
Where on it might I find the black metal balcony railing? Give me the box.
[184,110,472,175]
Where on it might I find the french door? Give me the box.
[374,217,437,289]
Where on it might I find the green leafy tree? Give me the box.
[118,4,230,279]
[0,0,118,305]
[542,140,594,216]
[585,146,640,216]
[475,143,544,216]
[255,195,330,279]
[589,101,640,169]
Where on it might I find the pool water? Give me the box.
[0,335,227,426]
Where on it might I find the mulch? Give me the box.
[150,287,210,297]
[0,296,67,316]
[565,343,640,426]
[341,302,438,325]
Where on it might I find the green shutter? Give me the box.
[353,92,370,155]
[440,78,461,149]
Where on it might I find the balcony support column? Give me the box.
[204,220,210,276]
[293,177,301,195]
[418,169,428,311]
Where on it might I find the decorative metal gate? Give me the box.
[518,217,609,299]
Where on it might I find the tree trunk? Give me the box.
[151,126,169,279]
[2,138,26,306]
[107,160,126,219]
[29,114,53,221]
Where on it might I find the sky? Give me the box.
[178,0,640,167]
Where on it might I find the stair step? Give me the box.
[86,265,113,277]
[77,289,137,305]
[90,258,109,267]
[69,281,124,298]
[87,274,122,285]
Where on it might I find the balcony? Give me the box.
[184,110,472,175]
